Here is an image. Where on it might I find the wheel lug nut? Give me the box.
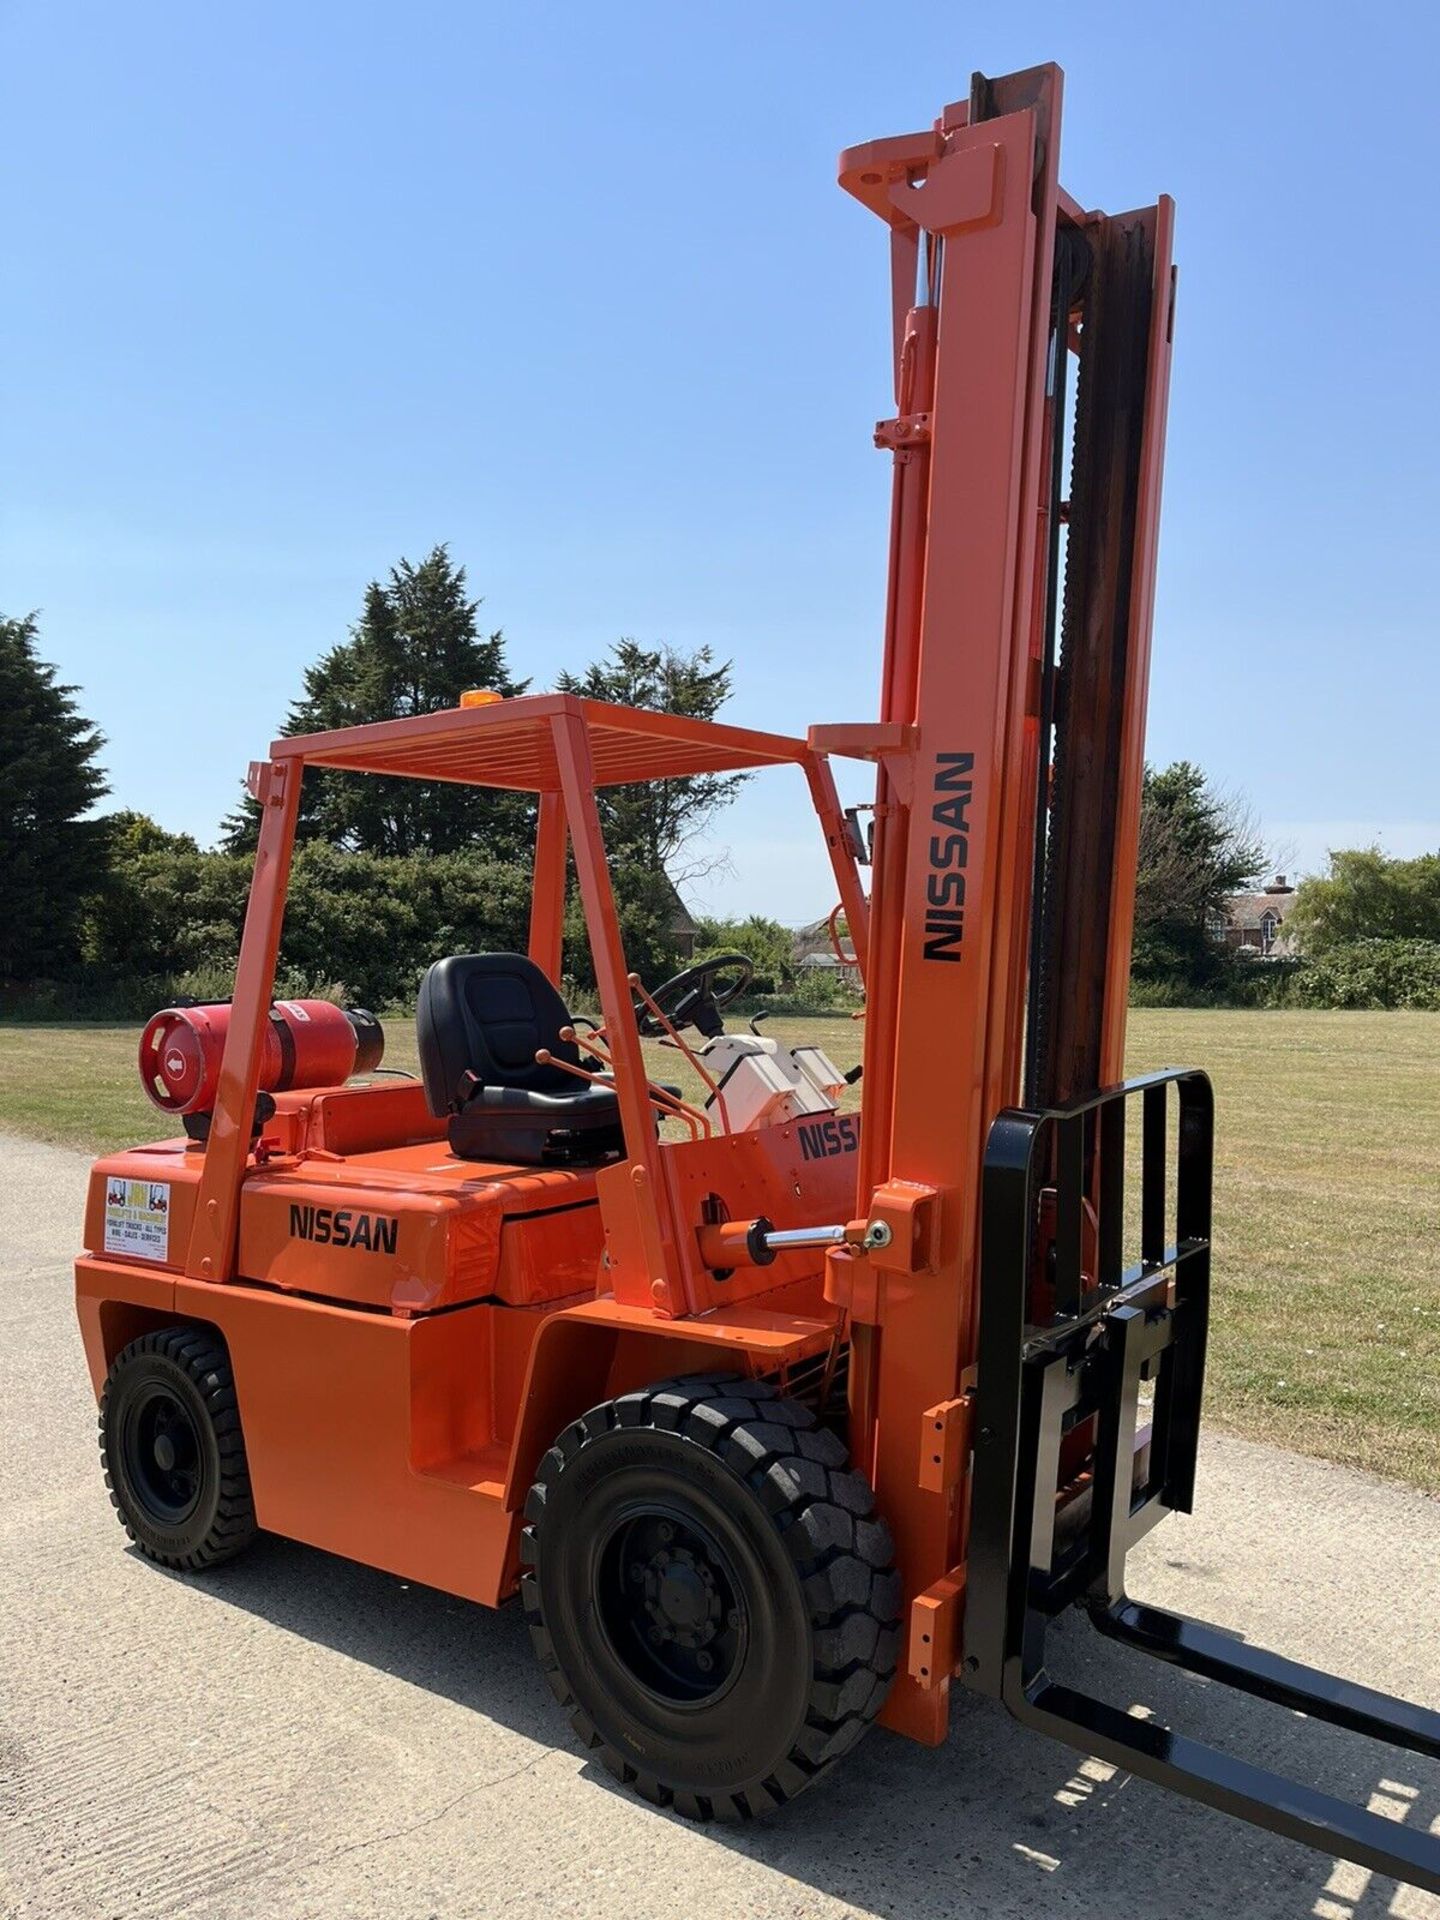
[696,1649,713,1672]
[727,1609,740,1630]
[656,1522,674,1544]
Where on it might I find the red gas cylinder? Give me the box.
[138,1000,385,1115]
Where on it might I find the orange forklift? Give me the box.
[77,64,1439,1888]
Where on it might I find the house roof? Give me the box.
[792,918,838,957]
[656,873,698,936]
[1225,886,1295,930]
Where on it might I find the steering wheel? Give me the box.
[635,953,754,1039]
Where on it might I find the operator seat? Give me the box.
[416,953,624,1165]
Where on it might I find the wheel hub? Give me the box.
[644,1546,721,1649]
[125,1387,202,1523]
[598,1505,746,1704]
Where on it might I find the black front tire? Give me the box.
[521,1373,900,1819]
[99,1327,257,1571]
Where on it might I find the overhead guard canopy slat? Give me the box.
[269,692,836,792]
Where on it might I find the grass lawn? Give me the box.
[2,1008,1435,1491]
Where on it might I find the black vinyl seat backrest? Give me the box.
[416,955,677,1167]
[417,953,586,1115]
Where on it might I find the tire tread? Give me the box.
[520,1372,899,1822]
[99,1326,257,1572]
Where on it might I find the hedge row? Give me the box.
[7,838,708,1019]
[1129,940,1440,1012]
[72,842,533,1011]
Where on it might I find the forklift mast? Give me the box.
[834,67,1438,1890]
[824,64,1173,1742]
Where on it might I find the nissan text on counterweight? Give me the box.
[288,1205,398,1254]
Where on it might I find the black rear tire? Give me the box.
[521,1373,900,1819]
[99,1327,257,1571]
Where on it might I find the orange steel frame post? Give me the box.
[552,707,680,1315]
[186,756,302,1284]
[527,789,568,981]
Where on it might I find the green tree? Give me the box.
[280,844,532,1006]
[223,547,530,858]
[84,834,536,1008]
[556,641,751,990]
[556,640,749,879]
[82,840,250,983]
[563,864,687,995]
[101,809,199,859]
[1132,761,1266,987]
[1286,848,1440,954]
[693,913,796,994]
[0,613,109,980]
[1287,938,1440,1010]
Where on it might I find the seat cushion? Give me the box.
[447,1081,625,1165]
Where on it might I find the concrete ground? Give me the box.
[2,1130,1437,1920]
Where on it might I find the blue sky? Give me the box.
[4,1,1437,922]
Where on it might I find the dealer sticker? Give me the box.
[103,1178,171,1262]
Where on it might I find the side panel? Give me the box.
[237,1164,603,1313]
[502,1282,836,1514]
[239,1176,462,1311]
[78,1254,513,1604]
[173,1274,513,1603]
[77,1257,833,1608]
[76,1256,177,1396]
